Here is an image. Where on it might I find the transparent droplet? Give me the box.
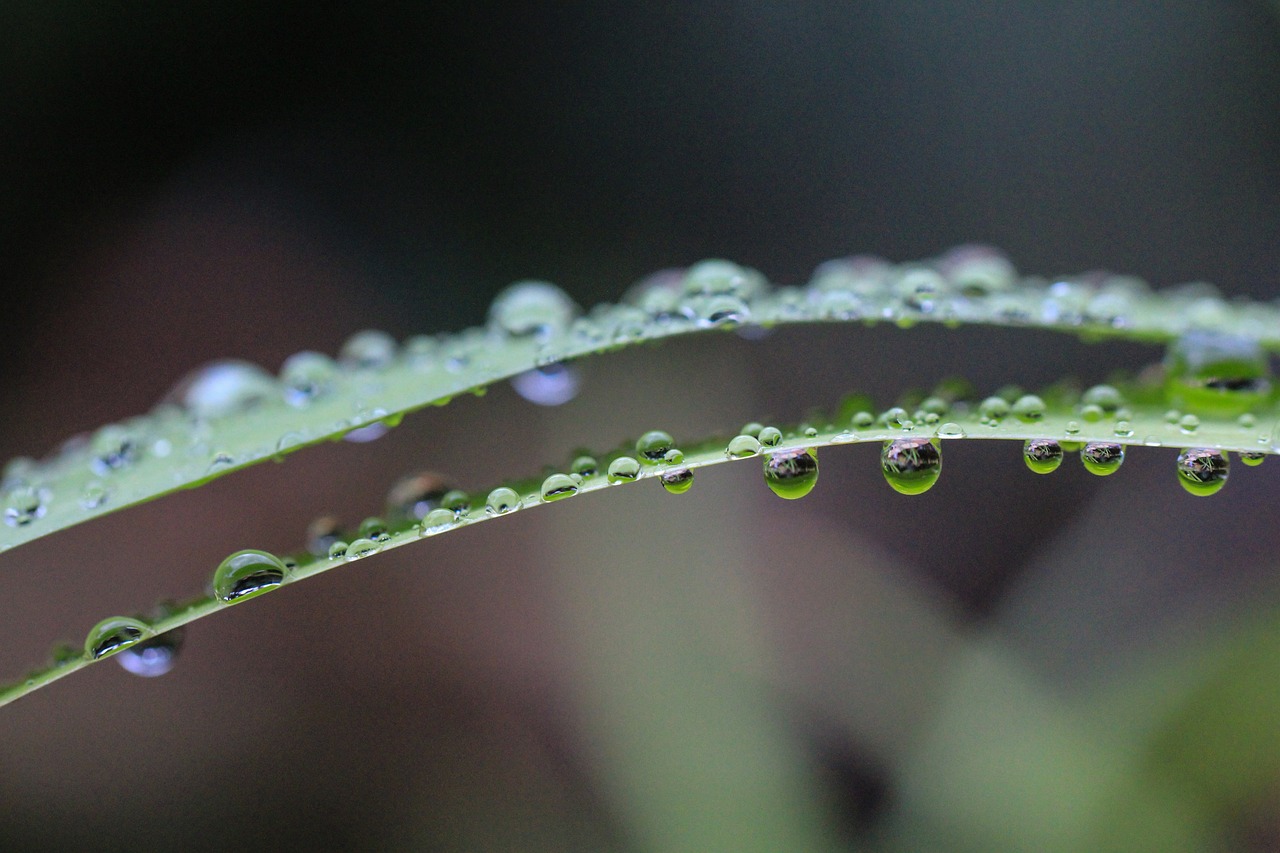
[116,630,182,677]
[636,430,675,463]
[1176,448,1229,496]
[1011,395,1047,423]
[485,487,522,515]
[343,422,390,443]
[213,550,290,604]
[740,422,764,439]
[90,425,139,475]
[852,412,875,429]
[84,616,154,661]
[357,517,391,542]
[386,472,452,520]
[3,485,45,527]
[1081,442,1125,476]
[339,330,397,371]
[936,245,1016,295]
[1081,384,1125,414]
[440,490,471,514]
[510,363,581,406]
[327,541,350,560]
[420,508,457,535]
[1023,439,1063,474]
[540,473,579,502]
[758,427,783,447]
[570,455,599,478]
[280,351,338,406]
[936,422,965,438]
[346,537,382,560]
[660,468,694,494]
[607,456,641,483]
[1239,451,1267,467]
[167,360,277,419]
[489,280,579,341]
[663,448,685,465]
[1165,331,1271,417]
[726,434,762,458]
[79,482,110,510]
[763,448,819,500]
[681,259,757,298]
[881,438,942,495]
[979,396,1011,424]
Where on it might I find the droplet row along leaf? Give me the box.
[6,249,1280,552]
[3,376,1276,707]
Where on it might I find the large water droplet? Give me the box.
[346,537,382,560]
[758,427,783,447]
[280,351,338,406]
[1080,442,1125,476]
[540,473,579,502]
[116,630,182,677]
[489,280,579,341]
[485,487,522,515]
[85,616,154,660]
[726,434,762,458]
[1023,439,1063,474]
[1176,448,1229,496]
[386,472,452,521]
[636,430,675,463]
[213,550,290,603]
[1165,331,1271,416]
[660,468,694,494]
[510,363,581,406]
[763,448,819,500]
[1012,394,1047,423]
[607,456,641,483]
[881,438,942,495]
[421,508,457,536]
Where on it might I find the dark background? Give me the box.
[2,3,1280,851]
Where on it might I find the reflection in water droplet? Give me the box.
[607,457,641,483]
[936,422,965,438]
[213,550,290,603]
[327,541,349,560]
[1176,448,1229,496]
[485,487,522,515]
[660,468,694,494]
[881,438,942,495]
[1081,442,1125,476]
[540,473,579,502]
[116,630,182,677]
[1023,439,1063,474]
[764,448,819,500]
[758,427,783,447]
[85,616,154,661]
[90,425,139,475]
[510,363,581,406]
[726,434,762,458]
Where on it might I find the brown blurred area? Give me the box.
[2,4,1280,851]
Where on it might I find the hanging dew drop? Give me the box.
[1239,451,1266,467]
[510,362,581,406]
[485,487,522,515]
[726,434,762,458]
[84,616,154,661]
[116,630,182,677]
[1023,439,1063,474]
[540,473,579,502]
[881,438,942,495]
[1176,448,1229,496]
[1081,442,1125,476]
[607,456,641,483]
[213,550,290,604]
[763,448,819,500]
[636,430,675,463]
[660,468,694,494]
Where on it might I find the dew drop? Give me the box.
[485,487,522,515]
[758,427,783,447]
[660,468,694,494]
[510,362,581,406]
[881,438,942,495]
[1176,448,1229,496]
[343,422,390,443]
[168,360,277,419]
[1165,331,1271,416]
[1240,451,1266,467]
[420,508,457,535]
[663,448,685,465]
[607,456,641,483]
[852,411,875,429]
[213,550,290,604]
[540,473,579,502]
[327,541,350,560]
[636,430,675,462]
[346,537,382,560]
[440,490,472,515]
[1081,384,1125,414]
[79,482,110,510]
[357,517,391,542]
[1011,394,1047,423]
[386,472,452,520]
[489,280,580,340]
[339,330,397,371]
[90,425,139,475]
[280,351,338,406]
[979,396,1011,424]
[85,616,154,661]
[1023,439,1063,474]
[681,259,757,298]
[116,630,182,677]
[1081,442,1125,476]
[936,245,1016,295]
[936,422,965,438]
[1113,420,1134,438]
[570,455,599,478]
[3,485,45,527]
[726,434,762,458]
[1065,421,1081,436]
[1179,414,1201,434]
[740,422,764,439]
[763,448,819,500]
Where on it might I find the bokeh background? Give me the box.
[2,3,1280,850]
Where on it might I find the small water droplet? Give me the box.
[327,541,350,560]
[660,468,694,494]
[306,515,344,557]
[339,330,397,371]
[570,455,599,478]
[1176,448,1229,496]
[1023,439,1063,474]
[726,434,762,458]
[758,427,783,447]
[1238,413,1258,429]
[1011,394,1046,422]
[740,422,764,439]
[346,537,382,560]
[489,280,580,340]
[485,487,522,515]
[79,482,110,510]
[636,430,675,462]
[511,362,581,406]
[213,550,290,603]
[280,351,338,406]
[763,448,819,500]
[663,447,685,465]
[682,259,758,298]
[1239,451,1266,467]
[1065,421,1081,435]
[420,508,457,535]
[3,485,45,527]
[85,616,154,661]
[386,472,452,520]
[1081,442,1124,476]
[343,422,390,443]
[116,630,182,677]
[1179,414,1201,434]
[607,456,641,483]
[1113,421,1134,437]
[803,426,819,438]
[881,438,942,495]
[440,490,472,514]
[852,412,875,429]
[935,422,965,438]
[540,473,579,502]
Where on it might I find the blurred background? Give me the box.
[2,2,1280,850]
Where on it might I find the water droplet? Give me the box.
[440,490,472,514]
[339,330,397,371]
[660,468,694,494]
[682,259,758,298]
[346,537,382,560]
[280,351,338,406]
[1079,404,1104,423]
[763,448,819,500]
[663,448,685,465]
[936,245,1016,295]
[1176,448,1229,496]
[420,508,457,535]
[758,427,783,447]
[327,541,350,560]
[803,426,819,438]
[881,438,942,495]
[116,630,182,677]
[1012,394,1047,423]
[636,430,674,462]
[1065,421,1081,435]
[357,517,391,542]
[79,482,110,510]
[1165,331,1271,417]
[740,422,764,439]
[726,434,762,458]
[1240,451,1266,467]
[386,472,452,520]
[1081,442,1125,476]
[84,616,153,661]
[852,412,875,429]
[540,473,579,502]
[979,396,1010,424]
[3,485,45,527]
[570,455,599,478]
[90,425,139,475]
[1023,439,1063,474]
[1179,414,1201,434]
[167,360,277,419]
[607,456,641,483]
[1081,384,1125,414]
[306,515,344,557]
[510,362,581,406]
[489,280,580,341]
[1239,413,1258,429]
[936,422,965,438]
[343,422,390,443]
[485,487,522,515]
[1113,420,1134,438]
[213,550,290,604]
